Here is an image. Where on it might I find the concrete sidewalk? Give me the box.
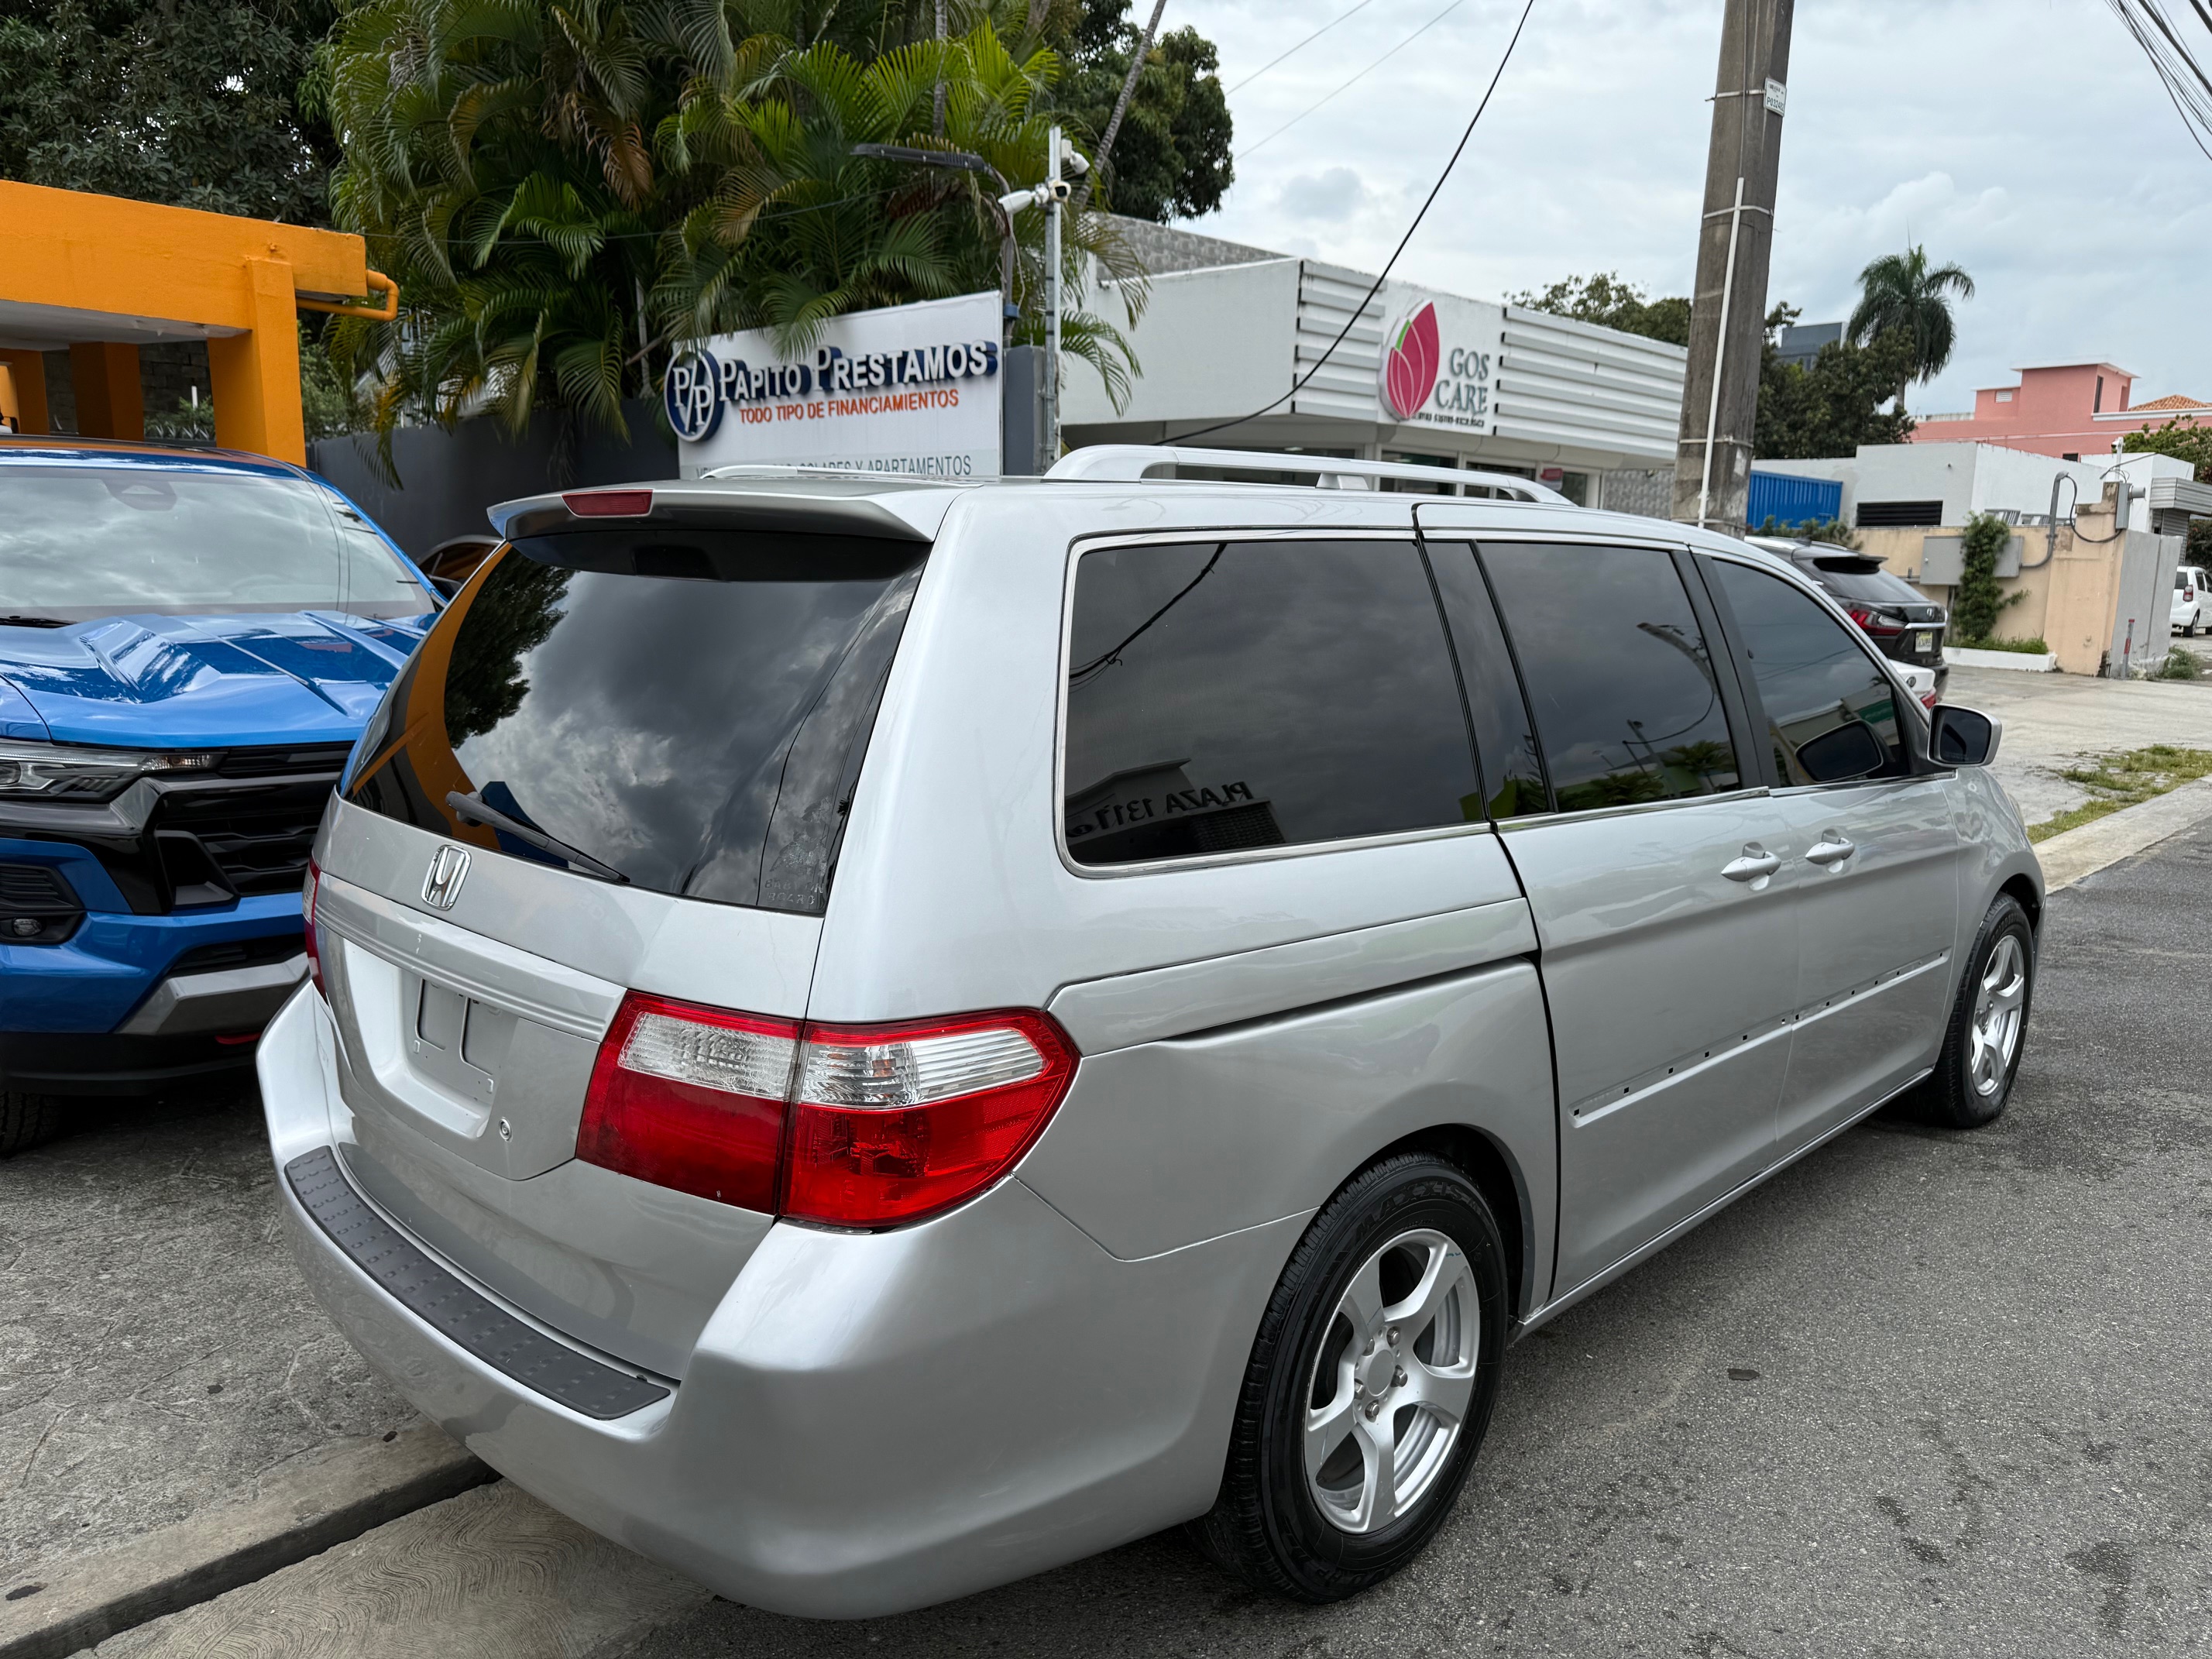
[1946,662,2212,825]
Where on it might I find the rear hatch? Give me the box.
[1803,555,1945,664]
[317,504,928,1376]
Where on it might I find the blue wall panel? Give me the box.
[1747,471,1844,530]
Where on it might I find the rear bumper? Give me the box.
[259,985,1301,1618]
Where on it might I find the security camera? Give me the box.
[1062,150,1090,179]
[1046,178,1073,203]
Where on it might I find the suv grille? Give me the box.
[160,799,325,896]
[217,744,354,779]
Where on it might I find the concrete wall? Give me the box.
[307,400,676,559]
[1860,485,2182,675]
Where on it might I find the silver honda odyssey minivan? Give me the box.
[262,449,2040,1616]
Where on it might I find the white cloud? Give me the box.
[1276,165,1369,222]
[1172,0,2212,414]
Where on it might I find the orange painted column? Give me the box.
[208,258,306,464]
[0,350,47,432]
[69,341,144,439]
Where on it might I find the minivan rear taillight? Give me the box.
[575,994,1077,1227]
[1845,605,1907,637]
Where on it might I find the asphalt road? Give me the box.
[0,1091,418,1572]
[624,823,2212,1657]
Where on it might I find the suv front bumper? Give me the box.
[259,984,1303,1618]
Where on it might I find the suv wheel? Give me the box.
[1916,895,2035,1128]
[1191,1154,1506,1601]
[0,1091,64,1158]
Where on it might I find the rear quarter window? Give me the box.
[1062,538,1480,866]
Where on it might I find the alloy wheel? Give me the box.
[1968,933,2027,1097]
[1304,1228,1479,1534]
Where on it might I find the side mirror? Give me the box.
[1795,720,1887,784]
[1930,705,2001,767]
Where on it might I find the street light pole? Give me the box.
[1043,125,1063,469]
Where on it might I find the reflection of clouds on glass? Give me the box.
[0,469,419,610]
[449,567,878,898]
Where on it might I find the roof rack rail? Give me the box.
[1044,445,1574,504]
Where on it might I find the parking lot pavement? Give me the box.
[0,1087,420,1573]
[1948,661,2212,826]
[622,822,2212,1658]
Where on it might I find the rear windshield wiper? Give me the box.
[0,615,70,628]
[445,791,630,884]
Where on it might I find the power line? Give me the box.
[1224,0,1384,94]
[1172,0,1537,446]
[1236,0,1472,160]
[2106,0,2212,161]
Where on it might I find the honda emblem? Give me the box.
[421,844,471,911]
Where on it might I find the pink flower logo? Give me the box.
[1382,302,1441,421]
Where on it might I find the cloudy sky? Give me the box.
[1170,0,2210,415]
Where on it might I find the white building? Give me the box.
[1757,442,2208,536]
[1062,219,1688,510]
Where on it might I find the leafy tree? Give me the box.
[1056,0,1231,222]
[327,2,1149,454]
[1846,245,1975,394]
[1952,510,2022,644]
[1755,515,1860,549]
[2190,517,2212,568]
[2121,414,2212,482]
[0,0,337,223]
[1756,308,1918,459]
[1507,273,1689,347]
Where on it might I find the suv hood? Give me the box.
[0,612,430,749]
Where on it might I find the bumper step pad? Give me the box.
[284,1147,671,1420]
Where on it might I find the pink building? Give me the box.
[1910,362,2209,459]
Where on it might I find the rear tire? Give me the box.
[0,1090,65,1158]
[1915,895,2034,1128]
[1190,1155,1506,1602]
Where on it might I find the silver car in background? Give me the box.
[260,448,2040,1615]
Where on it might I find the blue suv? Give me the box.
[0,438,438,1152]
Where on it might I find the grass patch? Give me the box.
[2152,647,2202,681]
[2026,744,2212,842]
[1954,635,2051,654]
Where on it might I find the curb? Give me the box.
[0,1425,491,1659]
[2038,777,2212,891]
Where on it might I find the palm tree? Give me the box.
[1846,246,1975,398]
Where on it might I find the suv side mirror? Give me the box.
[1930,705,2001,767]
[1795,719,1887,783]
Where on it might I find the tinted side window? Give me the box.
[1424,541,1551,817]
[1480,543,1741,812]
[1064,540,1479,865]
[1709,558,1910,783]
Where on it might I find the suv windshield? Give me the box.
[1799,555,1926,608]
[345,527,924,914]
[0,462,431,620]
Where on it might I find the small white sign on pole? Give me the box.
[665,292,1004,479]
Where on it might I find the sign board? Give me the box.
[665,291,1003,479]
[1375,290,1506,436]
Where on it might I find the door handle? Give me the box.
[1805,833,1856,867]
[1721,844,1782,884]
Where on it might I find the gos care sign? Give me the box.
[665,291,1003,478]
[1376,292,1504,434]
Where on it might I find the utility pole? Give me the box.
[1671,0,1793,537]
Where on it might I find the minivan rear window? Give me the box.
[345,528,922,914]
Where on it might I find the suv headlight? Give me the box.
[0,739,219,802]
